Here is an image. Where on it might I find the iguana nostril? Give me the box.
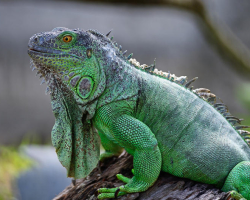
[38,37,44,45]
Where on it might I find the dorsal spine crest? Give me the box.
[128,58,186,83]
[128,57,250,147]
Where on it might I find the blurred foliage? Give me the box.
[238,83,250,112]
[20,131,51,146]
[243,117,250,128]
[237,83,250,131]
[0,146,33,200]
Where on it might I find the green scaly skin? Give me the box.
[28,27,250,200]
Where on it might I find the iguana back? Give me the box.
[133,69,250,187]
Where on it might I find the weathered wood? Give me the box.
[54,152,233,200]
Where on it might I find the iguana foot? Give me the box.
[230,190,247,200]
[98,172,149,199]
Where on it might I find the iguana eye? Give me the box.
[63,35,72,43]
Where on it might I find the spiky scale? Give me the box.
[147,63,155,72]
[167,71,170,79]
[239,130,250,136]
[207,96,216,104]
[185,77,198,88]
[193,88,210,93]
[127,53,133,60]
[45,86,50,95]
[174,76,185,84]
[228,119,240,126]
[198,92,211,98]
[216,105,227,111]
[180,79,186,85]
[40,79,45,85]
[223,112,231,117]
[106,30,112,37]
[143,65,151,72]
[226,116,242,124]
[198,93,216,101]
[219,108,227,113]
[235,125,250,130]
[241,132,250,136]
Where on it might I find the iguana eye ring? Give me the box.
[63,35,72,43]
[86,48,92,58]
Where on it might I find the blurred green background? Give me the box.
[0,0,250,199]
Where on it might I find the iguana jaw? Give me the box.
[28,45,82,64]
[28,45,63,55]
[28,45,84,87]
[28,46,82,59]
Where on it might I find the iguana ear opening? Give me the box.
[50,78,100,179]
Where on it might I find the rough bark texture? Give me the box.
[53,152,233,200]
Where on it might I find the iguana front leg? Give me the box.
[98,130,123,161]
[94,105,162,199]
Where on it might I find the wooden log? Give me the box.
[54,152,233,200]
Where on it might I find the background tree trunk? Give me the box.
[53,152,233,200]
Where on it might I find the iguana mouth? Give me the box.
[28,46,63,55]
[28,46,82,63]
[28,48,39,52]
[28,45,61,79]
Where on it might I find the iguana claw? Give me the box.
[98,174,131,199]
[115,188,120,198]
[98,186,127,199]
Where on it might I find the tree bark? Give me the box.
[54,152,233,200]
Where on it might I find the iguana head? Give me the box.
[28,27,109,106]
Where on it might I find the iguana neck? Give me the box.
[97,55,140,109]
[44,64,103,121]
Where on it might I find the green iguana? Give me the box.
[28,27,250,200]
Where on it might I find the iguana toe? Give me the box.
[116,174,131,184]
[98,186,127,199]
[98,191,127,199]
